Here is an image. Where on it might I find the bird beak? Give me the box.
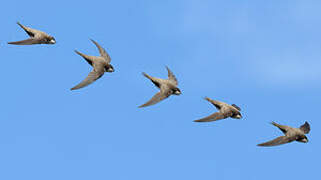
[175,91,181,95]
[50,39,56,44]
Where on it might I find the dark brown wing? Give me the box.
[75,50,93,66]
[142,72,161,88]
[204,97,223,110]
[257,136,296,147]
[231,104,241,111]
[17,22,35,37]
[91,39,111,63]
[8,38,41,45]
[166,66,178,85]
[271,122,289,134]
[300,122,310,134]
[194,112,227,122]
[71,63,105,90]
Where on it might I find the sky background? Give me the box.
[1,0,321,179]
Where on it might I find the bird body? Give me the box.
[194,97,242,122]
[139,67,181,108]
[71,39,113,90]
[257,121,310,147]
[8,22,55,45]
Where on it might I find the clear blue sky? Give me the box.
[1,0,320,179]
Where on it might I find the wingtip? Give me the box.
[16,22,24,28]
[204,97,211,101]
[70,86,79,91]
[7,41,21,45]
[138,104,146,108]
[90,39,97,44]
[74,50,82,56]
[142,72,148,78]
[193,119,205,122]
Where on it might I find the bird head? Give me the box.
[297,135,309,143]
[46,36,56,44]
[172,88,181,95]
[234,112,242,119]
[106,64,114,73]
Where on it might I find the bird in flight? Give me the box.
[8,22,56,45]
[194,97,242,122]
[139,66,181,108]
[71,39,114,90]
[257,121,310,147]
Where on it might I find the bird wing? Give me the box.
[71,63,105,90]
[17,22,36,37]
[8,38,42,45]
[194,112,227,122]
[74,50,94,66]
[299,122,310,134]
[271,122,290,134]
[91,39,111,63]
[166,66,178,85]
[142,72,162,88]
[204,97,224,110]
[257,136,296,147]
[139,87,171,108]
[231,104,241,111]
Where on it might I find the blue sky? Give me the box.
[1,0,320,179]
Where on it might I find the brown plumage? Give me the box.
[139,66,181,108]
[257,121,310,147]
[71,39,114,90]
[8,22,55,45]
[194,97,242,122]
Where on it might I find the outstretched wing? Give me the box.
[271,121,290,134]
[300,122,310,134]
[17,22,36,37]
[71,63,105,90]
[74,50,94,66]
[204,97,224,110]
[91,39,111,63]
[8,38,41,45]
[166,66,178,85]
[139,88,171,108]
[231,104,241,111]
[257,136,296,147]
[194,112,226,122]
